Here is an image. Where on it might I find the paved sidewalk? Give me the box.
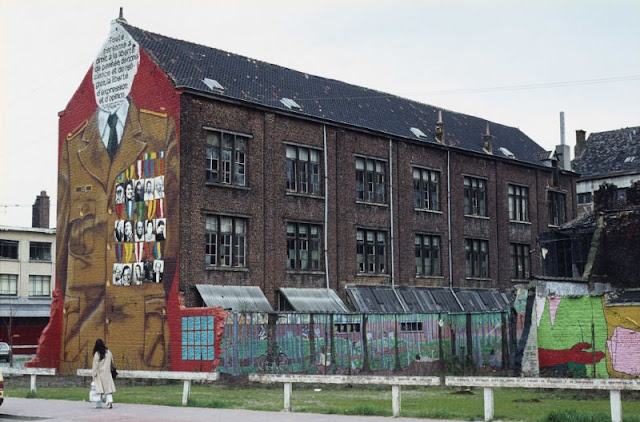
[0,398,465,422]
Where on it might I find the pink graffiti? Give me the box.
[607,327,640,376]
[548,297,562,326]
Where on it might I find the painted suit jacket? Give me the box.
[57,101,178,372]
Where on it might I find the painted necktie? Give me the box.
[107,113,118,159]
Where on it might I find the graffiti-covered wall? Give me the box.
[530,282,640,378]
[603,298,640,378]
[216,312,509,376]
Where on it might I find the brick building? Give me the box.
[35,17,580,373]
[110,21,577,310]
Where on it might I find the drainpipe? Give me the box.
[447,149,464,311]
[389,138,396,289]
[389,138,407,312]
[324,125,330,290]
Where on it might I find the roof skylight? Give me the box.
[624,156,636,163]
[280,98,301,110]
[499,147,515,159]
[410,127,428,139]
[202,78,224,92]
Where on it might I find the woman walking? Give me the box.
[91,338,116,408]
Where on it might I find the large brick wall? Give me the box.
[178,94,578,308]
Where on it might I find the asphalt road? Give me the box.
[0,398,467,422]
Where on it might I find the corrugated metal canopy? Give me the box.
[195,285,273,312]
[345,285,511,313]
[344,285,406,313]
[278,288,350,313]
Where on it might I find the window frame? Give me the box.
[577,192,592,205]
[510,243,530,280]
[205,129,249,187]
[356,228,387,274]
[205,214,247,268]
[548,190,567,226]
[29,242,52,262]
[0,239,19,260]
[508,184,530,222]
[0,273,18,296]
[355,156,386,204]
[285,144,323,196]
[286,222,323,271]
[413,167,441,211]
[465,238,489,278]
[28,274,51,297]
[414,233,442,276]
[463,176,488,217]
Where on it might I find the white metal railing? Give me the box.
[1,367,56,394]
[445,376,640,422]
[249,373,640,421]
[77,369,219,405]
[249,373,441,416]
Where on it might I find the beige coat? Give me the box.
[92,350,116,394]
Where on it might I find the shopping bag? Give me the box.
[89,381,101,402]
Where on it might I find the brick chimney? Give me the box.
[32,191,50,229]
[435,110,444,144]
[482,122,493,154]
[575,130,587,158]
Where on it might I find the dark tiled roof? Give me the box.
[123,23,547,165]
[572,126,640,177]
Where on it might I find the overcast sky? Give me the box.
[1,0,638,228]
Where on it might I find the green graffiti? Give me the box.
[537,296,608,378]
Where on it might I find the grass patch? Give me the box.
[545,410,611,422]
[5,380,640,421]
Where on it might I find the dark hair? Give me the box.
[93,338,107,360]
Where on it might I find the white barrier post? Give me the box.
[284,382,292,412]
[484,387,494,421]
[610,390,621,422]
[392,384,401,417]
[30,374,37,394]
[181,380,191,406]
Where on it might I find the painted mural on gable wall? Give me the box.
[535,294,640,378]
[25,21,226,374]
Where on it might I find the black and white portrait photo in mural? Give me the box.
[154,176,165,199]
[135,179,145,202]
[144,219,155,242]
[156,219,166,241]
[115,183,125,205]
[135,220,145,242]
[133,263,144,285]
[121,265,132,286]
[124,220,134,242]
[112,264,123,286]
[114,220,124,242]
[144,179,154,201]
[153,260,164,283]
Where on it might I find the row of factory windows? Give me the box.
[204,129,567,226]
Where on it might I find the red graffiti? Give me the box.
[538,342,605,367]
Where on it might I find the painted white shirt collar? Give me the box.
[97,99,130,149]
